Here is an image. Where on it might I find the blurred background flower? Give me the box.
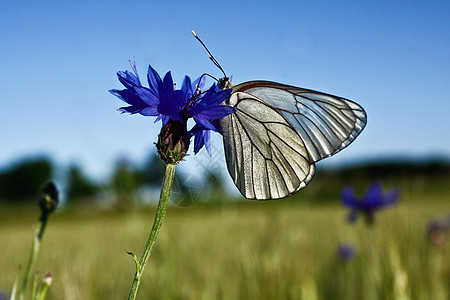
[341,182,399,225]
[337,243,356,262]
[0,291,8,300]
[427,215,450,247]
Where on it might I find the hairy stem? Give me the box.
[128,163,176,300]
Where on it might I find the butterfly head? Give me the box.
[218,77,233,90]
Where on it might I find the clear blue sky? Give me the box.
[1,0,449,181]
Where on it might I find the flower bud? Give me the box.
[43,273,53,286]
[38,181,59,215]
[157,120,190,164]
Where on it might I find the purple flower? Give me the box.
[341,182,399,225]
[109,61,234,157]
[337,243,356,262]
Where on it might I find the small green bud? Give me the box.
[38,181,59,214]
[157,120,190,164]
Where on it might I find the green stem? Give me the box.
[128,163,176,300]
[18,214,48,300]
[34,273,53,300]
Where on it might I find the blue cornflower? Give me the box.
[109,61,234,161]
[341,182,399,225]
[337,243,356,262]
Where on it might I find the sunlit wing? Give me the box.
[219,80,367,200]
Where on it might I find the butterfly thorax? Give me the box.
[218,77,234,90]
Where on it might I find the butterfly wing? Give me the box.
[219,80,367,200]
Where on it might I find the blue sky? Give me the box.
[1,0,449,182]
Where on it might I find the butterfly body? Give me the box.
[218,79,367,200]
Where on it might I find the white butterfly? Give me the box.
[192,31,367,200]
[217,78,367,200]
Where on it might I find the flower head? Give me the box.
[157,120,190,164]
[341,182,399,225]
[110,61,234,160]
[38,181,59,215]
[337,243,356,262]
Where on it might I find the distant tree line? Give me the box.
[0,155,448,207]
[0,157,52,203]
[0,153,224,208]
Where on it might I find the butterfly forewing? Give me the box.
[219,80,367,200]
[220,88,318,200]
[234,81,367,161]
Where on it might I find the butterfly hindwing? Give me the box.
[219,80,367,200]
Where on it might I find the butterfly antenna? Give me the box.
[199,72,219,82]
[192,30,227,79]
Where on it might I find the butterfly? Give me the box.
[193,31,367,200]
[217,78,366,200]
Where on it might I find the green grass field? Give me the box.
[1,196,449,300]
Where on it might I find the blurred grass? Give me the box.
[0,196,449,300]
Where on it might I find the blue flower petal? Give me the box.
[157,89,184,122]
[364,182,384,208]
[117,71,139,88]
[147,64,162,98]
[193,116,218,131]
[134,86,160,107]
[203,88,232,106]
[190,127,212,156]
[140,106,159,116]
[109,89,149,114]
[160,71,173,99]
[341,186,357,208]
[193,130,205,154]
[181,76,192,97]
[188,85,233,120]
[117,61,141,88]
[193,105,236,120]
